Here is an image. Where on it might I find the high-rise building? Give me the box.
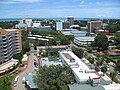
[67,16,74,26]
[56,21,70,32]
[87,21,102,33]
[0,28,22,64]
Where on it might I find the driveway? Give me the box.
[14,51,37,90]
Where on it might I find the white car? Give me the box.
[22,77,25,84]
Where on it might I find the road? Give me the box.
[14,50,37,90]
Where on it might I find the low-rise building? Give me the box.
[61,29,87,37]
[59,50,100,84]
[95,30,109,35]
[74,36,95,46]
[32,26,51,31]
[40,58,62,67]
[108,46,120,56]
[25,73,38,90]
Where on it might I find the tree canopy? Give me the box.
[72,46,84,59]
[92,33,109,51]
[34,65,75,90]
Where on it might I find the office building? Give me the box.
[56,21,70,32]
[88,21,102,33]
[0,28,22,64]
[74,36,95,46]
[67,16,74,26]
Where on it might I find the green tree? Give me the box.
[34,65,75,90]
[21,31,30,54]
[2,77,11,88]
[105,23,120,33]
[0,78,3,88]
[101,66,107,75]
[92,33,109,51]
[72,46,84,58]
[96,59,103,66]
[87,56,94,64]
[110,71,117,81]
[12,53,23,63]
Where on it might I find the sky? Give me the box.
[0,0,120,19]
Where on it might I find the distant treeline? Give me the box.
[0,21,19,29]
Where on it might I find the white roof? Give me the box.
[28,37,49,41]
[59,51,99,82]
[41,58,62,67]
[103,84,120,90]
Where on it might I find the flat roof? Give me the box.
[25,73,37,89]
[40,58,62,67]
[68,84,105,90]
[59,51,99,82]
[103,84,120,90]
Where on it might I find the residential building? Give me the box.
[0,28,22,64]
[67,16,74,26]
[88,21,102,33]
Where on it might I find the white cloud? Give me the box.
[80,0,84,4]
[0,0,40,4]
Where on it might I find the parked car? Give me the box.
[22,77,25,84]
[14,82,17,87]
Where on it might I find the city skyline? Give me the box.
[0,0,120,19]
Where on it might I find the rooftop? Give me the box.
[40,58,62,67]
[25,73,37,89]
[0,28,20,35]
[68,84,105,90]
[59,50,99,82]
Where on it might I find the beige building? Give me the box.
[88,21,102,33]
[0,28,22,64]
